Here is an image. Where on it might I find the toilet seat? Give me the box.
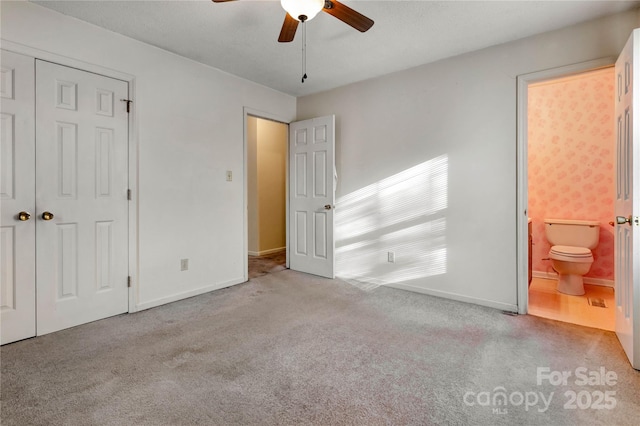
[549,245,593,263]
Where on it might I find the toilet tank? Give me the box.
[544,219,600,249]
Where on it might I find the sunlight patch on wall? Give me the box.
[337,156,448,240]
[335,155,448,288]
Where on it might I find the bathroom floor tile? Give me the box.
[528,277,614,331]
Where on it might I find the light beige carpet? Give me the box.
[2,270,639,425]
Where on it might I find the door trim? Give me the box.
[1,39,140,313]
[242,107,291,280]
[515,57,615,314]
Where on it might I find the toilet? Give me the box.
[544,219,600,296]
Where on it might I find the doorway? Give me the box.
[246,115,288,279]
[525,67,616,330]
[516,58,617,320]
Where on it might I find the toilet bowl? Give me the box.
[544,219,600,296]
[548,245,594,295]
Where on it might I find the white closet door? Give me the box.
[0,50,36,345]
[35,60,129,335]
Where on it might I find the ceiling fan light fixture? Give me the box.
[280,0,324,22]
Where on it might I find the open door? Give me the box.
[288,115,335,278]
[614,29,640,369]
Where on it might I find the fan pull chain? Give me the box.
[301,19,307,83]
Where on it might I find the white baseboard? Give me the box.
[532,271,614,288]
[248,246,286,257]
[134,277,245,312]
[338,274,518,313]
[388,282,518,312]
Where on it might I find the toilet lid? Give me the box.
[549,245,593,262]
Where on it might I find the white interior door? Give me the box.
[1,50,36,345]
[614,30,640,370]
[289,115,335,278]
[35,60,129,335]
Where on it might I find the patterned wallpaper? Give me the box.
[528,67,615,281]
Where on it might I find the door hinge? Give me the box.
[127,276,132,288]
[120,98,133,113]
[127,189,132,200]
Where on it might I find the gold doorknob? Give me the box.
[18,211,31,221]
[324,205,333,210]
[41,211,54,221]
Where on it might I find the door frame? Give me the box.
[242,107,291,280]
[1,40,140,312]
[515,57,616,314]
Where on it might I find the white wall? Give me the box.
[297,11,639,311]
[1,1,296,310]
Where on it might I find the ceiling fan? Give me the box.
[212,0,374,42]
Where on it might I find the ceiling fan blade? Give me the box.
[323,0,374,33]
[211,0,237,3]
[278,13,299,43]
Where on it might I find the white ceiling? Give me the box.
[31,0,640,97]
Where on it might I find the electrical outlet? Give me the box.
[226,170,233,182]
[387,251,395,263]
[180,259,189,271]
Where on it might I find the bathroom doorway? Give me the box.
[246,115,288,279]
[523,66,616,330]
